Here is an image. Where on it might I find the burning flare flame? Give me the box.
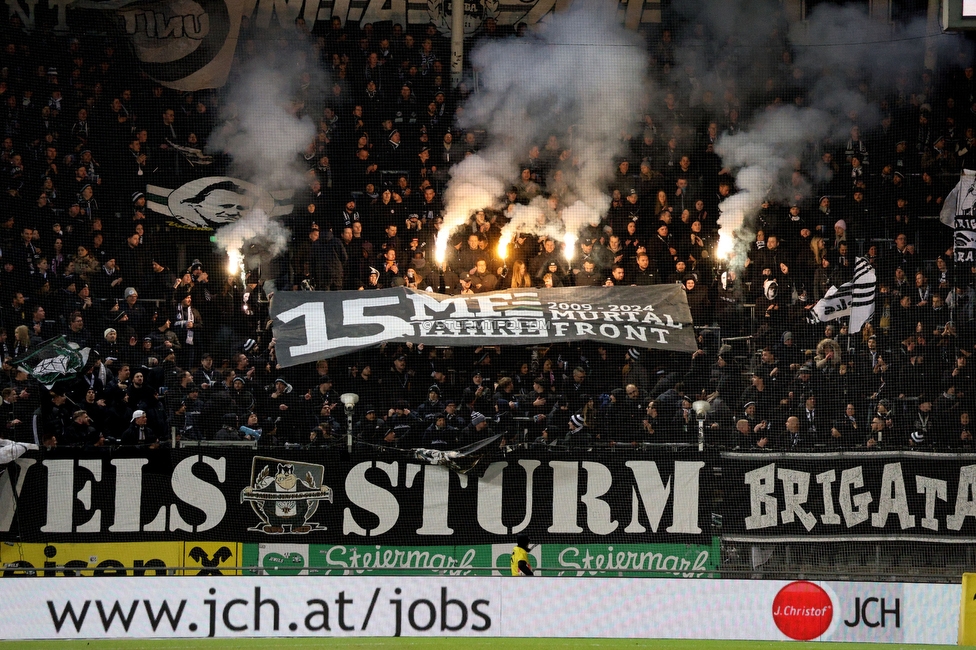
[227,248,246,285]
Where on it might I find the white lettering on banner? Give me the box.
[0,576,956,642]
[340,458,701,538]
[0,457,36,532]
[548,461,582,533]
[669,461,704,534]
[840,467,872,527]
[34,456,228,535]
[108,458,149,532]
[169,455,226,532]
[623,461,670,533]
[871,463,915,530]
[580,462,618,535]
[777,468,816,532]
[476,460,538,536]
[947,464,976,530]
[617,461,702,534]
[6,0,72,30]
[816,470,842,525]
[741,462,976,532]
[744,463,777,530]
[75,459,102,533]
[278,296,414,358]
[412,465,468,536]
[915,476,947,531]
[549,309,681,328]
[6,0,34,26]
[272,289,694,365]
[8,455,701,537]
[10,0,573,37]
[407,292,478,321]
[41,459,101,534]
[343,461,399,536]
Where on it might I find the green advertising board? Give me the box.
[241,539,720,578]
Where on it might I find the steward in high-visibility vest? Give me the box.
[510,534,533,576]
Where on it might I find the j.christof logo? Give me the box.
[771,581,834,641]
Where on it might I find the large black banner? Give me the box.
[0,448,711,545]
[270,286,697,367]
[722,451,976,542]
[15,448,976,546]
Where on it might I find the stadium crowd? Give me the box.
[0,9,973,453]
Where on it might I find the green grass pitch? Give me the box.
[0,639,949,649]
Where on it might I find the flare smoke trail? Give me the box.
[213,209,291,281]
[206,41,321,279]
[714,107,831,258]
[673,0,965,267]
[437,0,648,262]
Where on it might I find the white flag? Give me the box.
[941,169,976,227]
[811,257,876,333]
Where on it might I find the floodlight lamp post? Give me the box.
[340,393,359,453]
[692,400,711,452]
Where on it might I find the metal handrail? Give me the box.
[1,564,713,574]
[0,564,962,581]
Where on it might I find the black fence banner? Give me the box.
[270,285,697,367]
[721,451,976,542]
[0,448,712,545]
[957,216,976,264]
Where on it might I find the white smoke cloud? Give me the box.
[207,60,317,188]
[437,0,648,261]
[699,1,966,266]
[213,208,291,280]
[715,106,831,260]
[206,40,320,279]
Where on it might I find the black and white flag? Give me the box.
[271,286,697,366]
[955,216,976,264]
[940,169,976,228]
[810,257,876,333]
[71,0,247,91]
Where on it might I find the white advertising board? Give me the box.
[0,576,959,643]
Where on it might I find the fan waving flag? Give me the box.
[810,257,877,333]
[15,336,90,389]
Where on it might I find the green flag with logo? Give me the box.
[15,336,89,389]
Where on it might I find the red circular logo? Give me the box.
[772,581,833,640]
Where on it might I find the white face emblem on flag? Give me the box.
[146,176,293,230]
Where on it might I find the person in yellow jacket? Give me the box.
[510,534,533,576]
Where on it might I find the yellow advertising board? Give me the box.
[182,542,242,576]
[0,542,183,577]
